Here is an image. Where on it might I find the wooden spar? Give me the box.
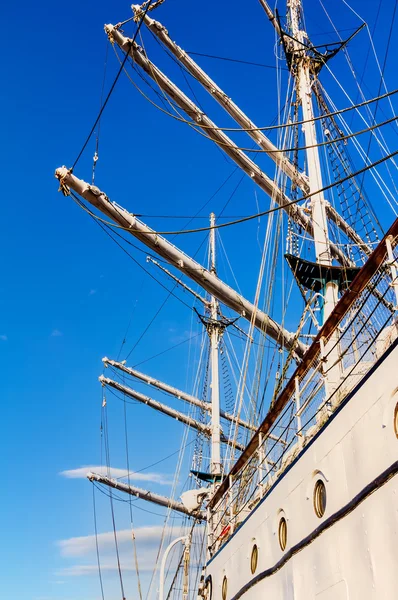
[99,375,246,452]
[209,218,398,508]
[257,0,282,35]
[104,24,351,268]
[54,167,307,359]
[147,256,211,307]
[103,357,258,433]
[134,9,308,193]
[103,358,211,412]
[87,472,206,520]
[136,13,372,263]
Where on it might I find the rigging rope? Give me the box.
[111,41,398,132]
[68,146,398,236]
[102,403,126,600]
[69,191,193,309]
[71,0,153,170]
[92,42,109,185]
[115,44,397,152]
[92,485,105,600]
[359,0,398,190]
[122,383,143,600]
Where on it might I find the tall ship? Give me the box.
[55,0,398,598]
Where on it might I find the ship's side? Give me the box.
[206,337,398,600]
[53,1,398,598]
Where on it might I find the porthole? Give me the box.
[250,543,258,574]
[278,516,287,551]
[204,575,212,600]
[313,479,327,518]
[394,403,398,438]
[222,576,228,600]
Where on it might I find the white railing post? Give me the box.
[294,377,303,445]
[386,236,398,307]
[258,433,264,498]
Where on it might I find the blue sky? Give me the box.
[1,0,397,599]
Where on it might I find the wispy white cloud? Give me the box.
[58,526,166,557]
[51,329,63,337]
[59,465,173,486]
[56,525,204,576]
[57,563,139,577]
[0,334,7,341]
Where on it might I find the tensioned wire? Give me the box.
[113,42,398,154]
[320,50,398,173]
[68,146,398,236]
[212,262,397,540]
[246,70,296,432]
[71,0,154,171]
[129,0,398,227]
[121,367,143,600]
[143,20,397,157]
[106,9,398,224]
[322,86,396,209]
[143,304,209,599]
[342,0,398,122]
[356,0,398,192]
[110,40,398,132]
[69,191,194,310]
[87,4,394,588]
[224,70,296,462]
[300,3,398,223]
[319,0,398,207]
[323,88,398,214]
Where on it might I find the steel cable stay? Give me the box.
[342,0,398,123]
[122,379,144,600]
[224,93,293,460]
[92,485,105,600]
[143,319,208,600]
[69,190,193,311]
[100,166,257,364]
[321,87,398,214]
[357,0,398,191]
[320,0,398,209]
[110,41,398,132]
[56,1,398,597]
[67,28,394,270]
[113,44,398,154]
[321,60,398,175]
[209,223,398,528]
[102,402,126,600]
[315,89,374,267]
[214,290,398,550]
[326,95,398,216]
[63,148,398,237]
[71,0,154,171]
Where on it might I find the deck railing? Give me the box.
[208,221,398,555]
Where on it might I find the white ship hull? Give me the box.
[206,339,398,600]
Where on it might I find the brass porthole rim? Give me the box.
[278,516,287,551]
[222,575,228,600]
[313,479,327,518]
[250,543,258,574]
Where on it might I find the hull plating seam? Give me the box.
[230,460,398,600]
